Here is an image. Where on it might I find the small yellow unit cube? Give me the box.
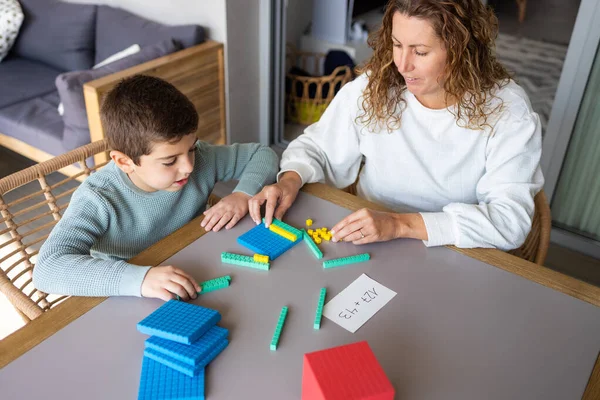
[307,229,314,235]
[254,254,270,264]
[314,237,322,244]
[306,219,313,227]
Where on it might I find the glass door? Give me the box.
[551,42,600,241]
[541,0,600,258]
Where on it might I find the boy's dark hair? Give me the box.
[101,75,199,165]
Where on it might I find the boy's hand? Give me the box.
[141,265,201,301]
[202,192,250,232]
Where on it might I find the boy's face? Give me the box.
[112,133,198,192]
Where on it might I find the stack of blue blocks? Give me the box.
[136,300,229,400]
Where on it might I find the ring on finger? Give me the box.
[359,229,365,239]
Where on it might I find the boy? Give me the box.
[34,75,278,301]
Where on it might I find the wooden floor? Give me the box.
[0,142,36,178]
[546,243,600,287]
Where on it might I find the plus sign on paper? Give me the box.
[323,274,397,333]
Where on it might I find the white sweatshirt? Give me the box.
[280,74,544,250]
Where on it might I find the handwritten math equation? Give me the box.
[323,274,396,332]
[337,288,379,319]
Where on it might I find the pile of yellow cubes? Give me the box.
[305,219,332,244]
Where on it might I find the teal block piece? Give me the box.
[199,275,231,293]
[270,306,288,351]
[145,326,229,366]
[138,356,204,400]
[221,252,269,270]
[322,253,371,269]
[137,300,220,344]
[313,287,327,330]
[144,338,229,378]
[303,229,323,259]
[264,218,303,239]
[176,275,231,300]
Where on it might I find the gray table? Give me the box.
[2,191,600,399]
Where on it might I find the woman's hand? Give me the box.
[248,171,303,226]
[201,192,251,232]
[331,208,428,244]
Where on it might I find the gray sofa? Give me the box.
[0,0,225,169]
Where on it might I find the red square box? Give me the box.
[301,341,395,400]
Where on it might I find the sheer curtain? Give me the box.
[551,43,600,240]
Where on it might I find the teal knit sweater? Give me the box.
[34,141,278,297]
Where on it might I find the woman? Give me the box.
[250,0,543,250]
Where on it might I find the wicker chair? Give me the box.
[508,190,551,265]
[0,139,226,323]
[0,140,110,322]
[343,180,551,265]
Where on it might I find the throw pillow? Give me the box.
[0,0,24,62]
[57,44,141,116]
[94,5,204,65]
[56,39,180,148]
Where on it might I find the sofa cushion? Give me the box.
[56,39,180,151]
[0,92,67,155]
[0,56,62,109]
[0,0,24,62]
[11,0,96,71]
[57,44,143,116]
[95,5,203,65]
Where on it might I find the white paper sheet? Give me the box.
[323,273,397,333]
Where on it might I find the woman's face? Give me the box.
[391,12,449,109]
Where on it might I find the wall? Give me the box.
[65,0,227,42]
[224,0,263,144]
[286,0,314,48]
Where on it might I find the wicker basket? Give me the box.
[285,45,353,125]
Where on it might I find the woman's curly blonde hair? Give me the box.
[358,0,511,131]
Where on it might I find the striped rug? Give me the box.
[495,33,569,135]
